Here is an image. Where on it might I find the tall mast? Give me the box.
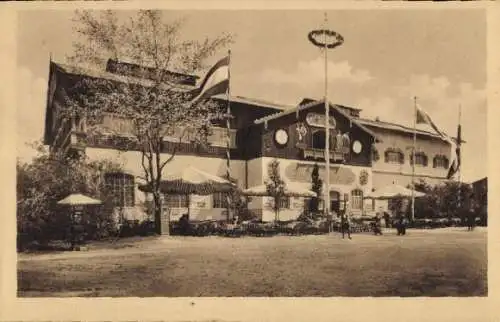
[226,49,232,222]
[411,96,417,222]
[323,12,330,221]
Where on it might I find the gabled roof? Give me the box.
[51,61,196,91]
[253,99,381,142]
[211,94,289,111]
[106,59,199,86]
[358,118,465,144]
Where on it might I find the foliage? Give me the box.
[17,141,123,250]
[265,159,286,222]
[63,10,233,234]
[226,177,255,222]
[308,163,322,213]
[406,179,475,222]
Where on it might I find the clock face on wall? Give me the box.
[274,129,289,146]
[352,140,362,154]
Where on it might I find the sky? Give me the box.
[16,9,487,183]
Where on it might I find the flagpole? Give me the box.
[457,104,462,212]
[458,104,462,184]
[323,12,331,227]
[226,49,232,223]
[411,96,417,222]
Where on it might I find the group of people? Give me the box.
[337,209,410,239]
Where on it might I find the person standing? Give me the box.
[396,214,403,236]
[383,211,391,228]
[341,212,352,239]
[374,213,383,235]
[401,216,408,235]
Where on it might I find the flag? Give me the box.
[447,123,461,179]
[190,55,230,103]
[415,103,461,180]
[416,104,446,137]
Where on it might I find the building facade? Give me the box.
[44,60,457,223]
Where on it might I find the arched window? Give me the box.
[104,172,135,207]
[384,148,404,164]
[410,152,428,167]
[312,130,326,149]
[351,189,363,210]
[433,155,449,169]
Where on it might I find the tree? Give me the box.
[62,10,233,235]
[406,179,473,222]
[265,159,286,222]
[226,177,254,222]
[439,181,472,220]
[17,141,123,250]
[308,163,322,218]
[407,179,438,219]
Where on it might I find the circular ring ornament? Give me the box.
[352,140,362,154]
[308,29,344,49]
[274,129,289,146]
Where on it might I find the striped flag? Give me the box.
[447,123,461,179]
[190,56,230,103]
[415,104,460,180]
[416,104,446,137]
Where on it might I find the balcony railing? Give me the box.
[301,147,348,162]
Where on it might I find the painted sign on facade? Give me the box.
[305,113,336,129]
[284,162,356,185]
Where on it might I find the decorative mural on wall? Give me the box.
[285,163,356,185]
[264,132,273,152]
[295,122,308,149]
[359,170,369,186]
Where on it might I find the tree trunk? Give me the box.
[153,191,169,235]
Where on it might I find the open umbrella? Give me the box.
[57,193,102,250]
[242,181,317,197]
[57,193,102,205]
[364,184,425,200]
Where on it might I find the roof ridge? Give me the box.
[51,61,195,91]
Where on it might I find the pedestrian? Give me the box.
[396,214,404,236]
[383,211,391,228]
[401,216,408,235]
[374,213,383,235]
[341,213,352,239]
[467,211,475,231]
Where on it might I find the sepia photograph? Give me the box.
[14,7,488,299]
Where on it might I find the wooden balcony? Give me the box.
[301,147,348,163]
